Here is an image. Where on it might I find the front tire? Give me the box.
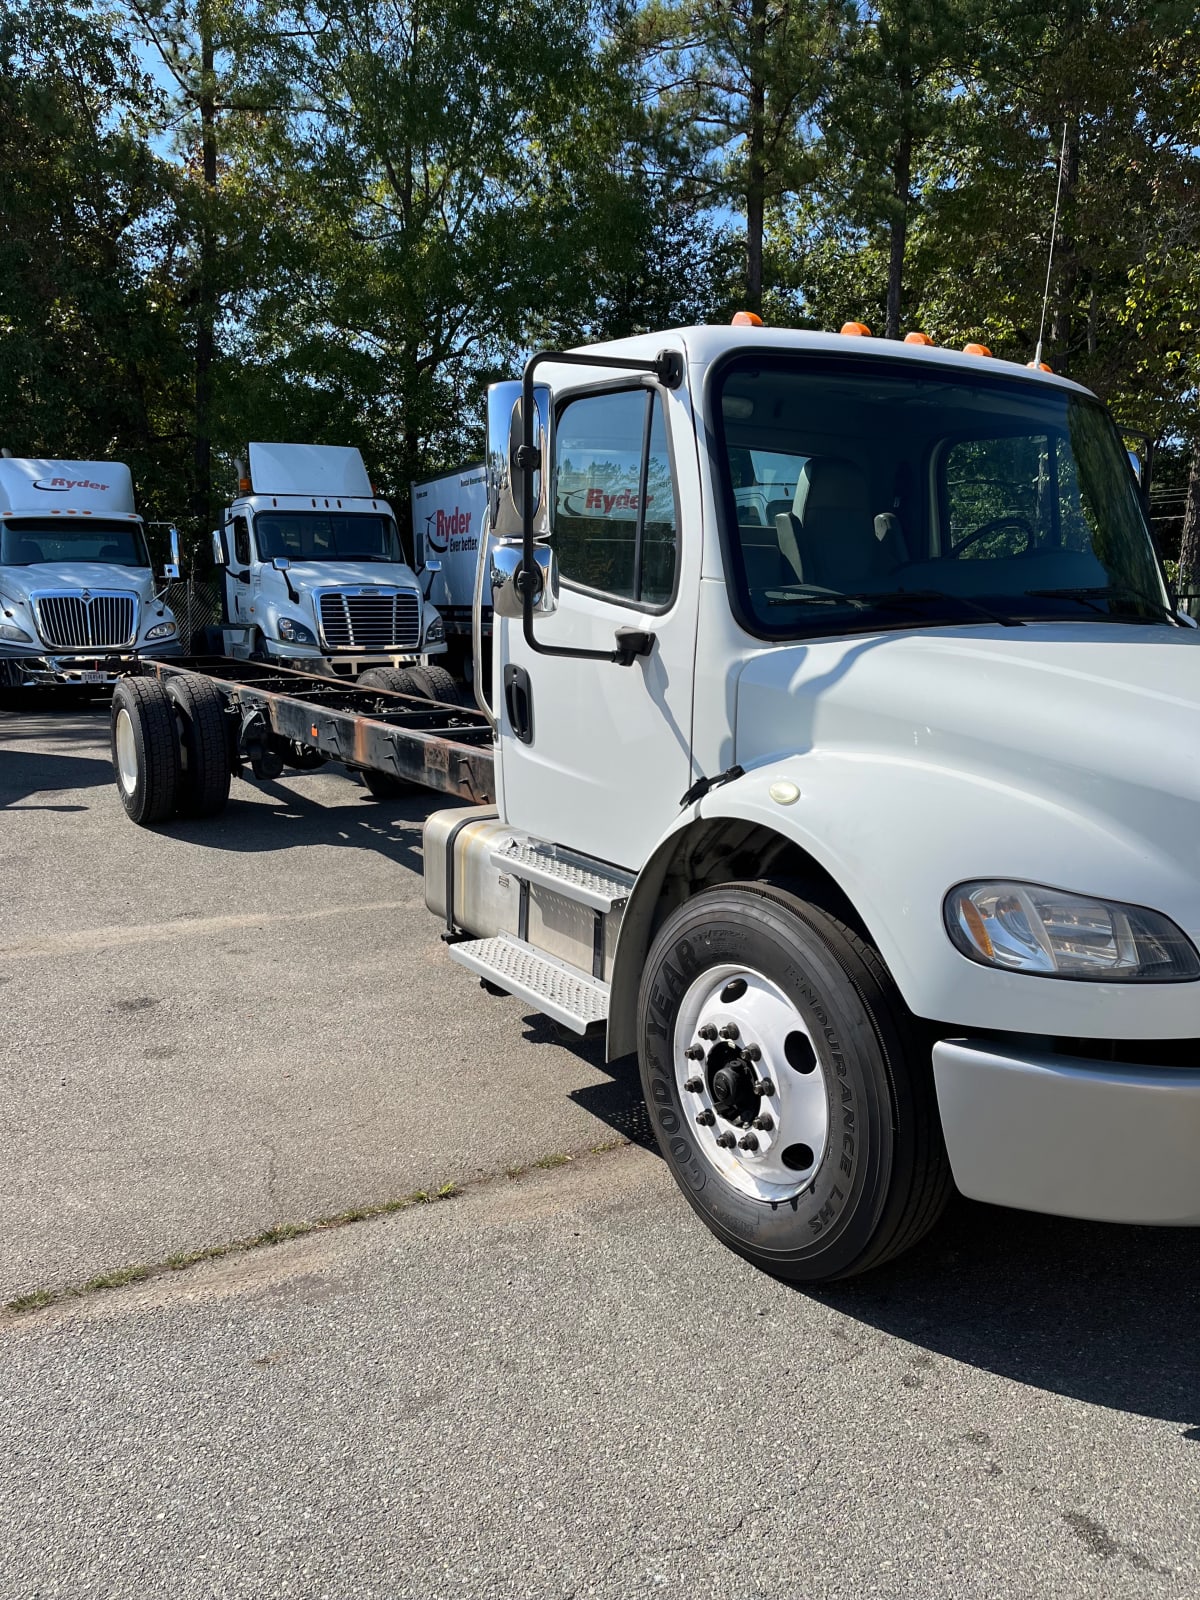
[637,882,950,1282]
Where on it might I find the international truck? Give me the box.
[107,320,1200,1282]
[210,442,448,683]
[0,455,181,688]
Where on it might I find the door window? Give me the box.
[232,515,251,567]
[554,389,678,606]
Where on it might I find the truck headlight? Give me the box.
[424,614,445,644]
[944,881,1200,982]
[0,621,33,643]
[145,620,177,641]
[278,618,316,645]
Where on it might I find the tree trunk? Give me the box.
[192,9,218,528]
[885,126,912,340]
[1179,439,1200,616]
[744,0,767,313]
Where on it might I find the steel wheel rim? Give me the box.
[674,962,830,1202]
[114,707,138,795]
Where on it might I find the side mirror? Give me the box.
[424,558,443,574]
[490,543,558,619]
[210,529,226,566]
[272,556,290,571]
[160,524,181,580]
[486,379,553,539]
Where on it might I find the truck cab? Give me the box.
[426,321,1200,1280]
[212,442,445,676]
[0,456,180,688]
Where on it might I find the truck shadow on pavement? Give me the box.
[815,1197,1200,1428]
[0,709,114,810]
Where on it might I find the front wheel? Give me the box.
[637,883,951,1282]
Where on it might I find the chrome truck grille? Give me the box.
[318,589,421,651]
[33,591,137,650]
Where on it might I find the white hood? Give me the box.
[281,560,420,592]
[0,561,154,604]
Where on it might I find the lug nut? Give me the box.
[719,1023,740,1041]
[685,1045,705,1061]
[715,1131,737,1149]
[753,1078,775,1097]
[738,1133,760,1152]
[744,1043,762,1062]
[684,1076,704,1093]
[752,1114,774,1132]
[699,1024,718,1042]
[696,1109,715,1126]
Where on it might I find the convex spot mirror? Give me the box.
[490,543,559,619]
[272,556,290,571]
[486,380,553,539]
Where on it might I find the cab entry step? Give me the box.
[490,839,635,912]
[448,935,609,1034]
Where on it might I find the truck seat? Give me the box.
[739,501,805,593]
[793,458,904,592]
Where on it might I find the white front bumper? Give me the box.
[933,1039,1200,1225]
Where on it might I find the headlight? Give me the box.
[277,618,316,645]
[0,621,33,643]
[145,620,176,641]
[424,614,445,644]
[944,880,1200,982]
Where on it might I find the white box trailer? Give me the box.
[0,455,180,688]
[411,465,488,679]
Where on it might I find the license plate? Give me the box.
[80,671,107,684]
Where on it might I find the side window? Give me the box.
[232,515,251,567]
[554,389,678,605]
[943,434,1047,558]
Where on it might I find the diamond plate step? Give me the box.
[448,935,609,1034]
[490,839,635,912]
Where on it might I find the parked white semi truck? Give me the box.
[0,455,180,688]
[110,321,1200,1282]
[211,443,446,679]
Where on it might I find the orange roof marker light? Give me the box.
[731,311,764,327]
[1027,360,1054,373]
[840,321,872,336]
[904,331,935,346]
[963,342,993,358]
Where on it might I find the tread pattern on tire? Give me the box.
[408,663,463,707]
[737,881,953,1276]
[166,675,231,818]
[111,676,180,826]
[356,666,420,696]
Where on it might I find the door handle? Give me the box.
[503,664,534,744]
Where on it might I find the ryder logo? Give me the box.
[426,505,473,554]
[33,477,109,492]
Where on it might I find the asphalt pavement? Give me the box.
[3,697,1199,1599]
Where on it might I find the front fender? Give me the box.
[608,752,1200,1060]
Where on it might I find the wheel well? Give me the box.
[607,817,870,1061]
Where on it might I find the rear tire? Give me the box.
[166,675,231,817]
[409,663,464,707]
[110,677,181,825]
[637,881,951,1282]
[356,666,420,697]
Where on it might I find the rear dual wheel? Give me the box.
[637,882,951,1282]
[111,676,231,825]
[354,665,463,799]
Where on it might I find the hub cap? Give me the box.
[674,963,829,1201]
[114,707,138,795]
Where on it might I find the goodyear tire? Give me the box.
[110,676,181,825]
[408,663,464,707]
[637,882,951,1282]
[166,675,231,817]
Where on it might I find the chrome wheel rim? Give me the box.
[674,962,829,1202]
[114,707,138,795]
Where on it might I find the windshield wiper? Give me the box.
[1024,586,1179,625]
[765,586,1022,627]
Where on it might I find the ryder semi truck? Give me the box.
[107,319,1200,1282]
[0,455,180,688]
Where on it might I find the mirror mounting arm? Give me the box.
[520,345,682,663]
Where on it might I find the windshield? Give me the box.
[0,519,150,568]
[253,512,403,563]
[714,354,1170,636]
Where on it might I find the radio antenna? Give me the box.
[1033,121,1070,368]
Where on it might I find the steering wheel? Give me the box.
[950,515,1035,558]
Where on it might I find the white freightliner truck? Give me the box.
[0,456,181,688]
[109,322,1200,1281]
[210,442,447,680]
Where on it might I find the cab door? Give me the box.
[496,381,699,872]
[224,512,254,624]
